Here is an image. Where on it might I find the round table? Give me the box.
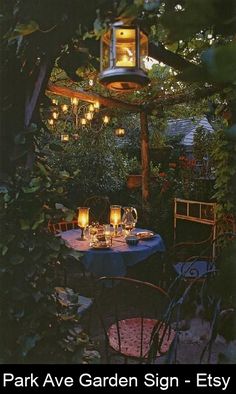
[60,228,165,278]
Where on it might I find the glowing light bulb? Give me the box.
[52,98,58,105]
[71,97,79,106]
[81,118,87,125]
[94,101,100,110]
[48,119,54,126]
[61,104,68,113]
[103,115,109,124]
[89,79,94,86]
[85,112,93,121]
[52,111,59,120]
[89,104,95,112]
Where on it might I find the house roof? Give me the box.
[166,117,214,146]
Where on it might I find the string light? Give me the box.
[48,119,54,126]
[85,112,93,121]
[81,118,87,125]
[52,98,58,105]
[94,101,100,110]
[103,115,110,125]
[89,104,95,112]
[52,111,59,120]
[61,104,69,113]
[71,97,79,106]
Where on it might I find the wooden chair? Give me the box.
[94,276,175,363]
[170,198,217,282]
[47,220,94,294]
[83,195,110,224]
[48,220,78,235]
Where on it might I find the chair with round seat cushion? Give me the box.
[94,276,175,363]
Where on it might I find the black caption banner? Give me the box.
[0,364,235,393]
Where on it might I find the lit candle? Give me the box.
[77,207,90,240]
[110,205,121,235]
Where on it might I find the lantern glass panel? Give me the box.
[140,31,148,70]
[115,28,136,68]
[102,31,111,70]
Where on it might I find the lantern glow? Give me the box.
[61,134,69,142]
[77,207,90,240]
[99,23,149,91]
[110,205,121,236]
[115,128,125,137]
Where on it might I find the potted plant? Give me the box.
[126,157,142,189]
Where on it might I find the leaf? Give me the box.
[49,142,64,152]
[20,219,30,230]
[14,133,26,145]
[143,0,160,12]
[20,334,41,357]
[59,170,70,179]
[5,20,39,41]
[201,43,236,83]
[10,254,24,265]
[2,245,8,256]
[22,185,40,193]
[64,210,75,222]
[36,162,48,176]
[32,213,45,230]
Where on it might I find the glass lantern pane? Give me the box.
[140,31,148,70]
[102,31,111,70]
[115,28,136,68]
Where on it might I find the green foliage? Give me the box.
[212,128,236,216]
[0,160,97,363]
[43,124,129,200]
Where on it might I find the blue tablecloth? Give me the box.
[60,228,165,277]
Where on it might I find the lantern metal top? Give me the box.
[99,22,149,92]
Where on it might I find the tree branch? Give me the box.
[149,41,201,72]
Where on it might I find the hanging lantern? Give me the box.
[99,22,149,91]
[115,128,125,137]
[61,134,69,142]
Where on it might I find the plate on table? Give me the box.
[136,231,156,240]
[90,243,111,250]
